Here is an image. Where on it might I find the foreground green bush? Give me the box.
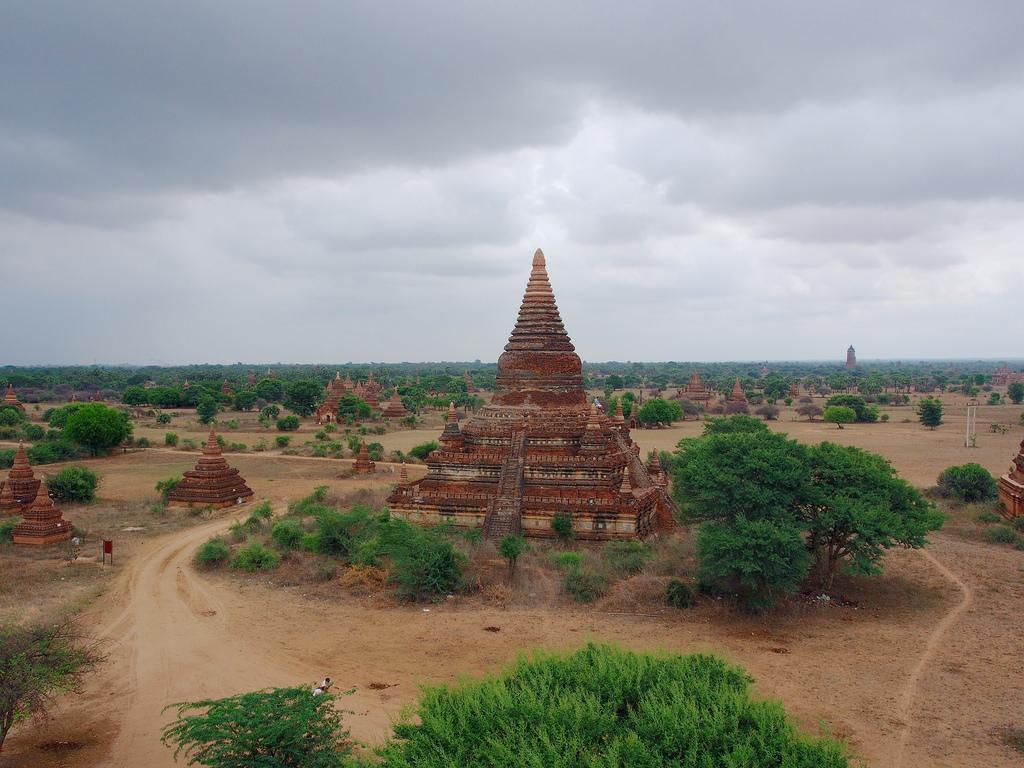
[0,517,19,544]
[665,578,695,609]
[194,538,230,568]
[377,644,849,767]
[46,466,99,503]
[983,526,1019,545]
[230,542,280,572]
[271,519,304,550]
[937,463,998,503]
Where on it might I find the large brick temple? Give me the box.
[387,249,677,540]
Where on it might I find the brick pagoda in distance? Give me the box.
[387,249,677,540]
[997,439,1024,520]
[167,430,254,509]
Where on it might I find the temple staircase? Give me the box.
[484,429,526,538]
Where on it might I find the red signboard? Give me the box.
[102,539,113,565]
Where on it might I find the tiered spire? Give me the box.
[3,385,24,411]
[620,465,633,496]
[729,378,747,403]
[353,440,376,474]
[493,250,587,408]
[12,486,73,546]
[166,428,253,509]
[1,442,41,513]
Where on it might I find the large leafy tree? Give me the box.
[254,378,284,403]
[0,622,105,749]
[1007,381,1024,405]
[63,403,132,455]
[196,395,219,425]
[673,430,810,522]
[636,397,683,426]
[161,686,351,768]
[283,380,324,418]
[801,443,944,589]
[697,516,811,613]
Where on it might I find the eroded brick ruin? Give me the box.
[998,438,1024,520]
[387,249,678,540]
[0,442,41,514]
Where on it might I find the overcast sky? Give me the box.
[2,1,1022,365]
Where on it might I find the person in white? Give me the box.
[312,677,332,696]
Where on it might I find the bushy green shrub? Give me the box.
[665,578,695,609]
[563,569,608,603]
[382,520,466,602]
[550,551,582,571]
[165,432,179,446]
[376,644,850,767]
[602,540,651,575]
[0,406,25,426]
[1012,517,1024,533]
[136,436,151,448]
[231,542,281,572]
[276,415,300,432]
[408,441,439,461]
[976,510,1003,523]
[22,423,45,441]
[310,506,381,559]
[275,435,291,448]
[551,512,574,542]
[0,517,19,544]
[702,414,768,435]
[983,526,1019,545]
[251,500,273,519]
[155,412,172,425]
[46,466,99,503]
[155,475,182,504]
[937,464,998,503]
[27,440,79,464]
[194,537,230,567]
[271,519,304,550]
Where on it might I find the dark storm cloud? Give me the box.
[2,1,1023,363]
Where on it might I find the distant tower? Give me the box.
[846,345,857,369]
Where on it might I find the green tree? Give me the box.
[46,466,99,503]
[499,535,528,584]
[673,431,810,521]
[937,463,998,502]
[276,415,301,431]
[161,686,351,768]
[408,441,439,461]
[697,516,810,612]
[825,394,877,422]
[802,443,944,590]
[196,395,219,425]
[823,405,857,428]
[232,389,257,411]
[283,380,323,418]
[254,378,284,403]
[63,403,132,456]
[1007,381,1024,405]
[1,622,106,749]
[335,394,372,420]
[551,512,574,543]
[46,403,82,428]
[917,397,944,429]
[637,398,683,426]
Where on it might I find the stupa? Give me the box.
[387,249,677,540]
[12,487,73,546]
[2,385,24,412]
[381,388,409,419]
[729,378,748,404]
[166,430,253,509]
[0,442,41,514]
[353,374,383,411]
[998,439,1024,520]
[221,380,233,396]
[353,440,376,474]
[680,371,710,403]
[316,372,350,425]
[464,370,479,393]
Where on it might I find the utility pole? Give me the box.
[966,398,979,448]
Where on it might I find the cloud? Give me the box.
[2,1,1023,363]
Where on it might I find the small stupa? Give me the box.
[353,440,376,474]
[12,487,73,546]
[0,442,41,514]
[167,429,254,509]
[729,378,748,404]
[381,388,409,419]
[2,385,24,412]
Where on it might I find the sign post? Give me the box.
[102,539,113,565]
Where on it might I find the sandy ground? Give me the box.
[2,397,1023,766]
